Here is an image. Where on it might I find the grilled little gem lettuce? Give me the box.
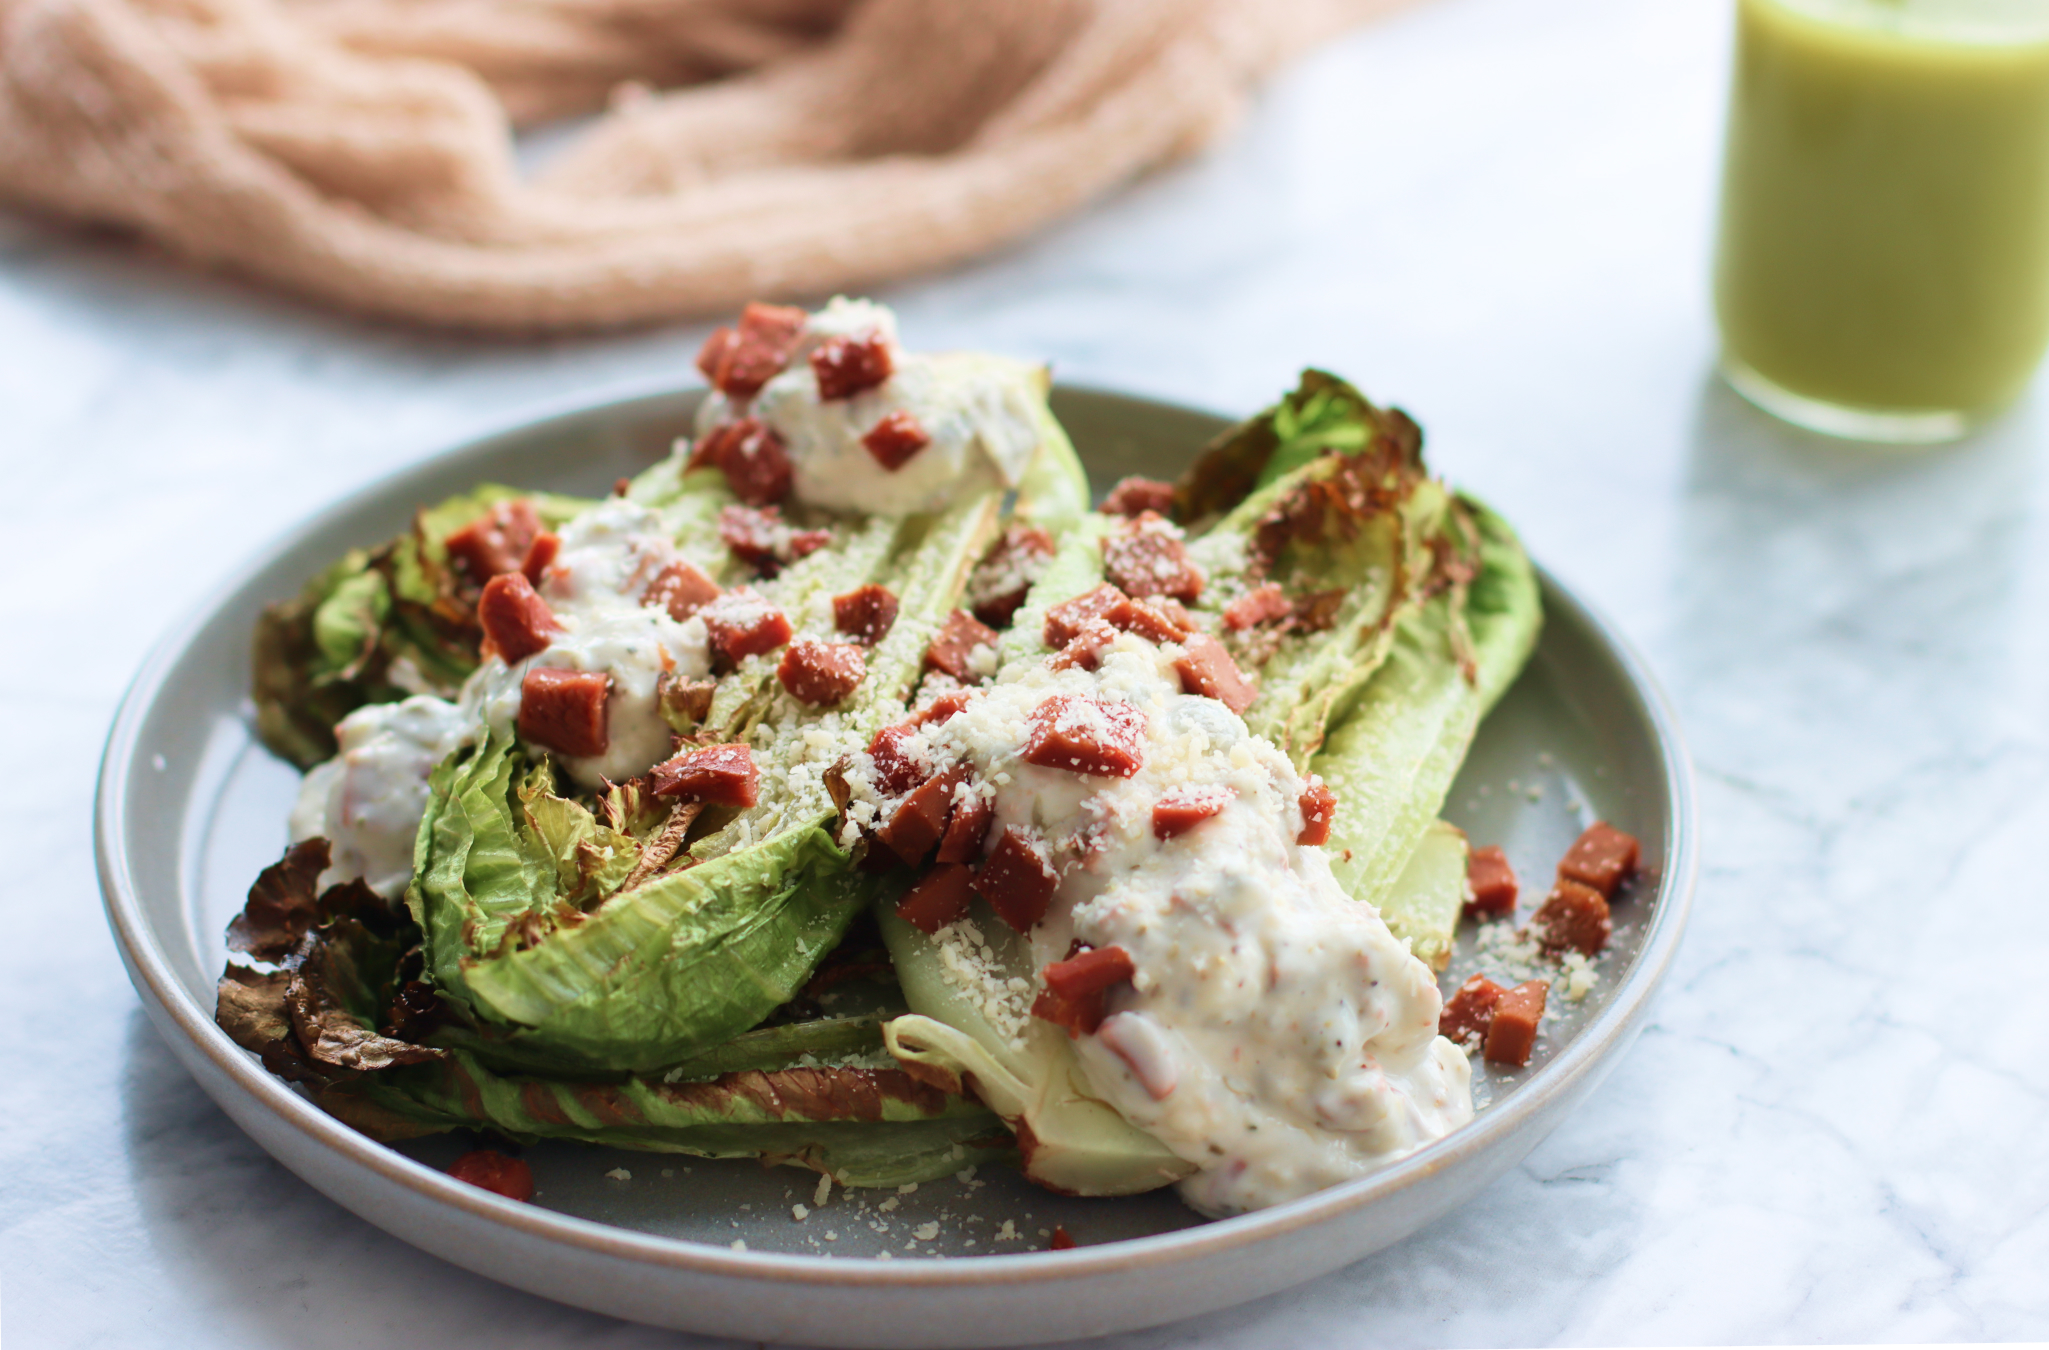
[218,303,1541,1204]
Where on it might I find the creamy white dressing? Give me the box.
[696,299,1046,517]
[852,633,1472,1215]
[290,696,471,898]
[293,498,713,892]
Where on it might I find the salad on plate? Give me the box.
[215,298,1632,1224]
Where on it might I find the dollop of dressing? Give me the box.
[853,633,1472,1215]
[293,498,712,892]
[697,298,1046,517]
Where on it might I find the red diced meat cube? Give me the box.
[1296,777,1337,846]
[642,560,720,622]
[1439,975,1505,1043]
[1152,786,1232,840]
[444,499,542,585]
[1484,981,1549,1067]
[1102,513,1203,602]
[718,504,824,572]
[1098,477,1176,518]
[969,526,1057,629]
[924,609,998,681]
[973,826,1059,932]
[1105,595,1190,644]
[935,783,993,864]
[519,531,560,585]
[1557,821,1641,897]
[477,572,560,664]
[1533,880,1611,956]
[1465,845,1518,917]
[810,332,894,400]
[447,1150,534,1202]
[1022,695,1146,779]
[777,639,866,706]
[1043,944,1135,1000]
[895,864,974,935]
[702,589,793,667]
[516,667,611,758]
[1046,617,1117,672]
[861,411,931,471]
[696,302,808,399]
[864,723,929,796]
[1042,583,1128,649]
[875,770,959,867]
[912,689,974,727]
[1174,634,1257,714]
[695,418,794,506]
[1222,584,1292,631]
[1048,1226,1077,1250]
[833,584,899,645]
[651,743,760,807]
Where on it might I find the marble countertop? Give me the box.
[6,0,2047,1342]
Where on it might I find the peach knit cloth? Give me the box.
[0,0,1411,331]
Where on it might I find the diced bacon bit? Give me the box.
[1046,617,1117,673]
[968,526,1057,629]
[777,639,866,707]
[1049,1226,1077,1251]
[519,531,560,585]
[516,667,612,758]
[613,477,631,497]
[651,743,760,807]
[1098,476,1177,519]
[1105,595,1190,644]
[895,864,974,935]
[1557,821,1641,898]
[912,689,974,728]
[935,784,993,864]
[1032,944,1136,1037]
[444,499,543,585]
[477,572,561,664]
[1102,512,1203,602]
[924,609,998,681]
[1438,974,1505,1043]
[833,584,899,645]
[860,410,931,471]
[1022,695,1146,779]
[701,589,793,667]
[1152,786,1232,840]
[810,331,894,400]
[718,503,829,573]
[1042,583,1128,649]
[695,301,808,399]
[1532,879,1612,956]
[448,1150,534,1202]
[1222,584,1292,632]
[973,825,1059,932]
[1465,845,1518,917]
[1484,981,1549,1067]
[1297,776,1337,846]
[1174,634,1257,714]
[642,560,720,622]
[875,770,959,867]
[864,724,929,796]
[694,418,795,506]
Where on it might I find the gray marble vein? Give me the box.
[3,0,2046,1342]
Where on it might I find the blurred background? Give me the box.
[5,0,2047,1344]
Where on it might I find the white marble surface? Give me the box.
[5,0,2047,1342]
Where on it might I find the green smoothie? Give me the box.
[1715,0,2049,431]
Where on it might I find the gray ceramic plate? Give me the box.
[98,385,1695,1348]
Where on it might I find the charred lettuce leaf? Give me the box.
[253,485,592,768]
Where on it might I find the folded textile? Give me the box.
[0,0,1410,331]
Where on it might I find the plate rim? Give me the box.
[96,380,1698,1293]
